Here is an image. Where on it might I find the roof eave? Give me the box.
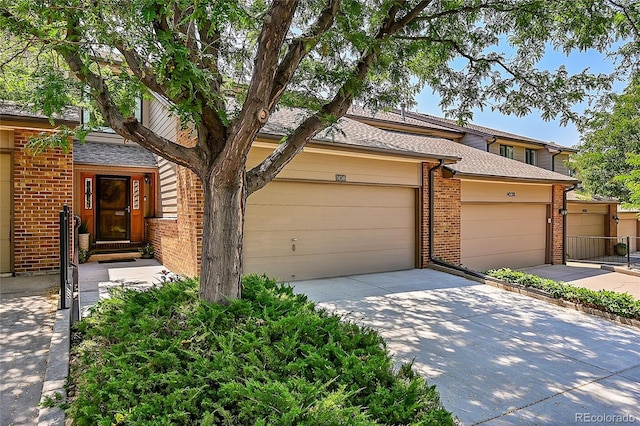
[444,167,581,185]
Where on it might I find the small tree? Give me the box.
[1,0,638,303]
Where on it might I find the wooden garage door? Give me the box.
[461,203,547,271]
[244,181,415,281]
[0,153,11,273]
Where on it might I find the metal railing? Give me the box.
[566,236,631,267]
[59,205,79,312]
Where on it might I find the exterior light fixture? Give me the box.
[144,173,151,184]
[558,208,568,216]
[613,215,620,225]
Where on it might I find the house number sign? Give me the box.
[335,174,347,182]
[506,192,516,197]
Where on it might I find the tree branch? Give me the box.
[267,0,341,111]
[247,0,431,194]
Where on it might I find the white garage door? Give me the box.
[244,181,415,281]
[461,203,547,271]
[0,153,11,274]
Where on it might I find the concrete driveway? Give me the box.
[293,269,640,425]
[522,262,640,299]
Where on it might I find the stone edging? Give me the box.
[428,264,640,329]
[38,308,70,426]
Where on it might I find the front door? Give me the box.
[96,176,130,241]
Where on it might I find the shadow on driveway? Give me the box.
[293,268,640,425]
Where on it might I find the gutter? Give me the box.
[562,184,578,264]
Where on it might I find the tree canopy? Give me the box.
[1,0,638,302]
[573,76,640,205]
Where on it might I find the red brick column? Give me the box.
[421,162,461,267]
[145,217,178,266]
[13,130,73,275]
[551,184,564,264]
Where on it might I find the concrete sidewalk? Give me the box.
[0,275,58,426]
[293,269,640,425]
[522,262,640,298]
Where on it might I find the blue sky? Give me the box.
[413,48,626,148]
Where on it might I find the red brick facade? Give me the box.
[145,217,177,266]
[421,162,461,267]
[551,184,565,264]
[13,129,73,275]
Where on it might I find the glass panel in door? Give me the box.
[97,176,130,241]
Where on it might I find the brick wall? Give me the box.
[421,162,461,266]
[148,128,204,278]
[13,129,73,275]
[145,217,177,265]
[551,184,564,264]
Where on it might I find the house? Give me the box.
[3,97,634,280]
[145,101,578,280]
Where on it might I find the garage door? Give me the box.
[0,153,11,274]
[618,218,637,252]
[244,181,415,281]
[567,214,605,237]
[461,203,547,271]
[566,213,606,259]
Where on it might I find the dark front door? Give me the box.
[96,176,130,241]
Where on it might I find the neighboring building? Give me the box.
[0,104,77,275]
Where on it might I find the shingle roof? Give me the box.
[0,102,80,124]
[262,108,578,184]
[73,141,158,168]
[403,111,578,153]
[346,105,458,132]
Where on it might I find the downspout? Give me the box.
[427,160,444,264]
[426,160,485,278]
[486,135,497,152]
[562,184,578,264]
[551,149,563,172]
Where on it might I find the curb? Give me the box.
[601,264,640,278]
[428,264,640,329]
[37,307,70,426]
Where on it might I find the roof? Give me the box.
[346,105,458,133]
[0,102,80,124]
[403,111,578,153]
[567,191,619,204]
[73,141,158,168]
[262,108,578,184]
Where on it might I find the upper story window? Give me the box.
[499,144,514,159]
[81,98,142,133]
[525,148,537,165]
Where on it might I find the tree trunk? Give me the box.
[198,171,246,304]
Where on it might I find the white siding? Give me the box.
[460,134,487,151]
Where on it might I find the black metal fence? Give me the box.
[59,205,79,312]
[566,236,632,267]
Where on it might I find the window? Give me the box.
[499,144,514,159]
[81,97,142,133]
[525,148,537,165]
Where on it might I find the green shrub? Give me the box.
[485,268,640,320]
[67,275,452,425]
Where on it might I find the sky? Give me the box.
[412,47,627,148]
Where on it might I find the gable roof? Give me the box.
[74,141,158,168]
[402,110,578,153]
[261,108,578,184]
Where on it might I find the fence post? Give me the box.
[628,236,631,268]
